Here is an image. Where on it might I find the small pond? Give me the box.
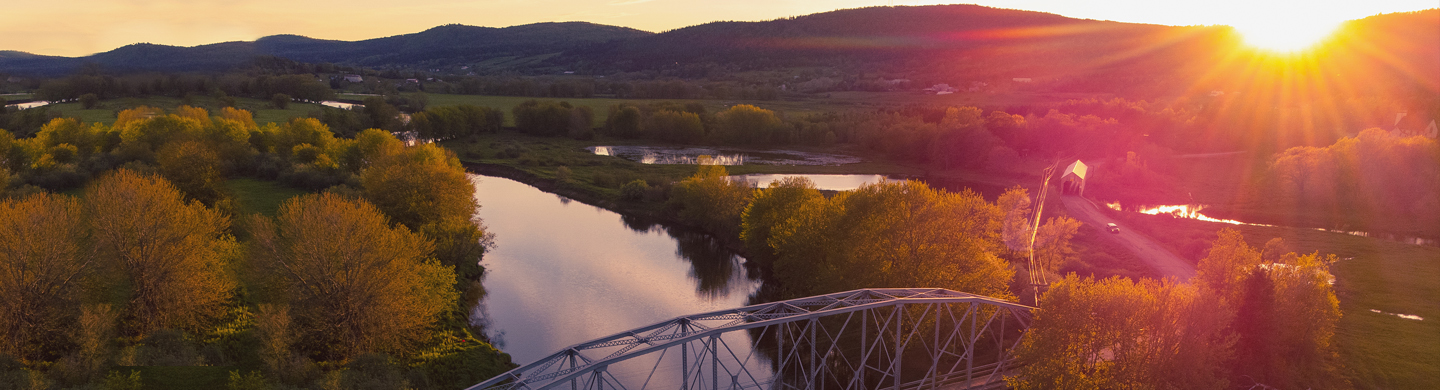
[588,145,862,166]
[4,101,49,110]
[320,101,360,110]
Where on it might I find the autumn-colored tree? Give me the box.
[85,169,235,335]
[268,118,337,158]
[361,143,474,229]
[35,117,101,157]
[156,141,228,206]
[1194,230,1345,387]
[1009,275,1233,389]
[248,193,458,359]
[0,193,91,359]
[1230,252,1345,388]
[996,186,1034,255]
[1033,216,1082,274]
[218,107,258,130]
[1195,228,1263,301]
[739,176,822,268]
[360,140,487,277]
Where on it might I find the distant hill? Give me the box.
[554,5,1240,95]
[0,22,652,76]
[0,5,1435,99]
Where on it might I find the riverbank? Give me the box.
[463,161,753,256]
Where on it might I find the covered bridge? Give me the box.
[1062,160,1087,196]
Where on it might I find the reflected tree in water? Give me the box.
[668,226,754,301]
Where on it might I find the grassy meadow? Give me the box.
[380,90,1106,127]
[225,178,308,217]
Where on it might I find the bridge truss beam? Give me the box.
[469,288,1034,390]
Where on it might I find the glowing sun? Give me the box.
[1233,18,1343,53]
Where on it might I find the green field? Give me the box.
[225,178,308,217]
[1113,212,1440,388]
[398,90,1106,126]
[43,96,326,125]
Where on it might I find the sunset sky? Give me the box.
[3,0,1435,57]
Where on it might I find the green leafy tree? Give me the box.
[669,165,751,238]
[604,105,642,139]
[739,176,821,268]
[713,104,785,144]
[79,93,99,109]
[768,180,1015,299]
[645,110,705,143]
[512,100,574,136]
[271,93,291,110]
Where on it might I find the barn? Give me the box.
[1061,160,1087,196]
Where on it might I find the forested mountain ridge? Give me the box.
[0,5,1434,100]
[0,22,653,75]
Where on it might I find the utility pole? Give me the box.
[1028,160,1061,305]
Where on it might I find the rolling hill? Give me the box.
[0,22,652,75]
[0,5,1434,99]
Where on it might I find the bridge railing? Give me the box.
[468,288,1034,390]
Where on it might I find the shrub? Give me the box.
[620,179,649,201]
[79,93,99,109]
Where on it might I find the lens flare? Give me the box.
[1233,19,1343,53]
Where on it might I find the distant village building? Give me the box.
[1061,160,1088,196]
[1392,112,1439,139]
[1209,90,1225,97]
[343,74,364,83]
[405,78,419,83]
[1012,78,1032,83]
[925,83,957,95]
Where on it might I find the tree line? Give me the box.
[660,166,1080,302]
[1259,128,1440,238]
[1010,229,1344,389]
[0,107,506,389]
[654,164,1343,389]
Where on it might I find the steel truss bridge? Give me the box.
[468,288,1035,390]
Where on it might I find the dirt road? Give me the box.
[1061,196,1197,280]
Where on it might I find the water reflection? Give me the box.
[669,227,757,300]
[470,175,760,363]
[589,145,862,166]
[4,101,49,110]
[1105,202,1438,247]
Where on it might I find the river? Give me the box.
[469,175,761,364]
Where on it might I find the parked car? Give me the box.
[1106,223,1120,234]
